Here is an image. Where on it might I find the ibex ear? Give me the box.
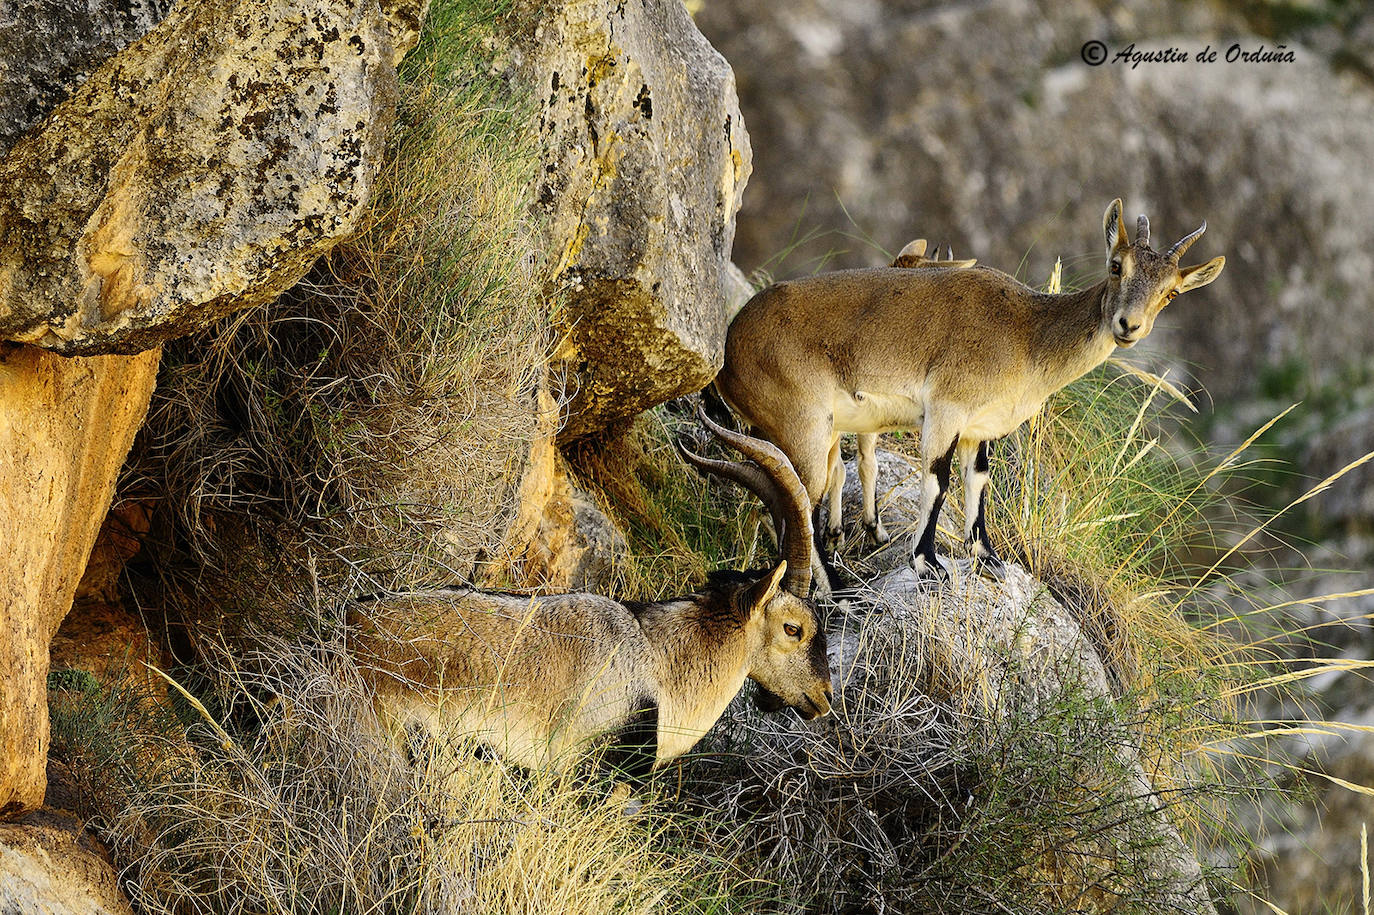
[1178,255,1225,292]
[747,562,788,614]
[897,239,927,258]
[1103,198,1128,255]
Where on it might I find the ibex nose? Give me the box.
[1117,316,1141,336]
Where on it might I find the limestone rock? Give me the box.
[0,348,159,816]
[516,0,752,440]
[0,0,174,159]
[695,0,1374,401]
[0,0,402,354]
[497,394,629,593]
[0,809,133,915]
[693,558,1218,912]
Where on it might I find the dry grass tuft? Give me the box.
[51,638,766,915]
[119,0,550,640]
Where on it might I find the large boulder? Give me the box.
[0,0,404,354]
[0,0,429,816]
[515,0,752,440]
[0,809,134,915]
[0,0,174,159]
[689,554,1218,913]
[694,0,1374,403]
[0,348,159,817]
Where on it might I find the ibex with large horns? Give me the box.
[350,413,831,778]
[717,199,1224,580]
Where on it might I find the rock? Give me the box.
[0,809,133,915]
[515,0,752,440]
[496,390,629,593]
[691,558,1219,912]
[0,347,160,817]
[695,0,1374,402]
[0,0,403,354]
[378,0,432,64]
[0,0,174,159]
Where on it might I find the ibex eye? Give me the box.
[783,623,802,639]
[1166,290,1178,301]
[1109,261,1122,276]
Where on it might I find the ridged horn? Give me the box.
[1136,214,1150,247]
[682,408,814,597]
[1165,221,1206,262]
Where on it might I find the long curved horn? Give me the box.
[689,408,814,596]
[1135,214,1150,247]
[1165,221,1206,262]
[675,440,789,554]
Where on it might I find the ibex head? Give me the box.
[678,410,833,720]
[1102,198,1226,348]
[736,560,833,719]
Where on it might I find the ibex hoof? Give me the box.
[976,555,1007,581]
[911,553,950,582]
[865,521,891,545]
[822,526,845,555]
[967,540,1007,581]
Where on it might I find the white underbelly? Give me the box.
[963,398,1040,442]
[831,389,924,434]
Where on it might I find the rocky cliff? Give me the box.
[0,0,425,818]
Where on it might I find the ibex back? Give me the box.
[717,199,1225,580]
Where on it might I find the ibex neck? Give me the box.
[633,590,752,744]
[1033,280,1115,389]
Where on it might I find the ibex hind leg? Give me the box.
[822,434,846,555]
[910,431,959,581]
[960,438,1005,580]
[857,432,890,544]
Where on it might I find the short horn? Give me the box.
[942,242,953,261]
[693,408,814,596]
[1135,214,1150,246]
[1165,221,1206,262]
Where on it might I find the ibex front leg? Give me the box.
[910,426,960,580]
[959,438,1005,579]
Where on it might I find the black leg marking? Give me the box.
[914,436,959,576]
[974,438,992,474]
[969,440,1005,578]
[603,697,659,784]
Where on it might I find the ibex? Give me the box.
[822,239,978,553]
[717,199,1225,580]
[350,415,831,779]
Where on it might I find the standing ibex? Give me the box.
[350,414,831,779]
[717,199,1225,580]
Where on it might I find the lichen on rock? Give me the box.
[515,0,752,440]
[0,0,405,354]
